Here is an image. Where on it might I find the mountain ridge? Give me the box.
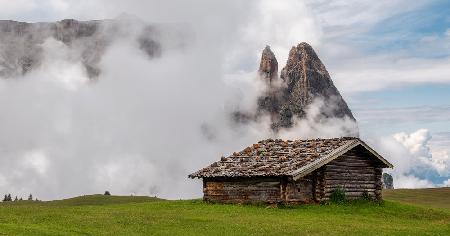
[256,43,357,133]
[0,18,187,79]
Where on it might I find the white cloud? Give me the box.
[394,175,434,189]
[430,150,450,176]
[0,0,38,18]
[278,97,359,140]
[94,156,162,196]
[22,150,50,175]
[35,38,90,91]
[373,129,450,188]
[0,175,6,188]
[393,129,450,177]
[393,129,431,159]
[237,0,322,68]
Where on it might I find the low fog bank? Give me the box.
[0,16,361,200]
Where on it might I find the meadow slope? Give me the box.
[0,189,448,235]
[383,187,450,209]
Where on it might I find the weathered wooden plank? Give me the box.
[324,191,376,197]
[205,191,279,196]
[324,183,377,189]
[326,162,375,167]
[324,173,377,179]
[326,166,375,171]
[204,177,280,182]
[206,182,280,188]
[325,188,377,193]
[325,185,379,189]
[325,176,379,180]
[325,179,378,184]
[325,164,375,170]
[205,188,280,193]
[324,179,378,184]
[326,161,375,168]
[327,160,375,166]
[332,159,375,164]
[325,170,376,174]
[325,171,376,176]
[324,170,378,175]
[205,190,280,196]
[339,155,369,158]
[331,156,374,161]
[326,164,375,169]
[324,175,377,179]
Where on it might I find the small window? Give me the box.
[297,188,301,192]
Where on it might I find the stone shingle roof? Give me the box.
[189,137,374,179]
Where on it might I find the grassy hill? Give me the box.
[0,190,449,235]
[383,187,450,209]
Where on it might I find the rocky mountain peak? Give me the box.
[257,42,357,132]
[259,45,278,84]
[282,42,326,84]
[281,42,338,107]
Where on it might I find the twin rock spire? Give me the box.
[256,42,356,131]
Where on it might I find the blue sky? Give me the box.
[351,84,450,135]
[308,0,449,132]
[344,0,450,136]
[352,84,450,109]
[367,1,450,53]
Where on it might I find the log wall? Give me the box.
[319,146,383,200]
[203,177,281,203]
[284,175,314,203]
[313,167,326,201]
[203,176,315,204]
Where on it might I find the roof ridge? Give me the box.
[258,137,359,142]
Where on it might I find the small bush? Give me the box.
[361,190,372,201]
[104,191,111,196]
[329,188,346,203]
[3,194,12,202]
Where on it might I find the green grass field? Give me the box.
[0,189,449,235]
[383,187,450,209]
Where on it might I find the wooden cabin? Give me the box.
[188,137,393,204]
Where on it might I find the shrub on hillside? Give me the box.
[329,188,346,203]
[2,194,12,202]
[361,190,373,201]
